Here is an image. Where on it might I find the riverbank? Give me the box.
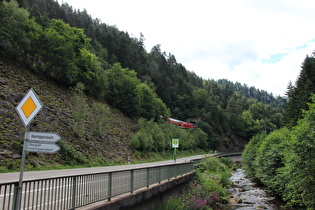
[224,169,292,210]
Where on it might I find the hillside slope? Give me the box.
[0,60,135,170]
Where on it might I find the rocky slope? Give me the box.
[0,60,135,170]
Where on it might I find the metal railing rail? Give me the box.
[0,162,194,210]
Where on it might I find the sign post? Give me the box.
[15,89,62,209]
[15,89,43,210]
[172,139,179,163]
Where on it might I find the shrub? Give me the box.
[198,172,227,197]
[280,98,315,207]
[162,157,232,209]
[253,128,290,195]
[59,141,88,166]
[71,83,88,137]
[91,102,109,136]
[242,132,266,178]
[198,157,228,173]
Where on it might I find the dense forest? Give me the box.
[0,0,288,153]
[3,1,315,206]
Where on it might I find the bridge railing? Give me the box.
[0,162,194,210]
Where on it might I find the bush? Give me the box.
[242,132,266,178]
[253,128,290,195]
[130,118,202,152]
[162,157,231,209]
[198,172,227,197]
[280,98,315,207]
[198,157,228,173]
[91,102,109,136]
[71,83,88,137]
[59,141,88,166]
[198,157,231,189]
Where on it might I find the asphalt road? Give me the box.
[0,154,213,184]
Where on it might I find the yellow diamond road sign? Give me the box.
[16,89,43,127]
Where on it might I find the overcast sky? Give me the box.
[58,0,315,96]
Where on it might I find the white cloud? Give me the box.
[58,0,315,96]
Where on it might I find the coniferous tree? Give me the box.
[285,54,315,126]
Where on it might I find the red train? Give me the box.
[167,118,195,129]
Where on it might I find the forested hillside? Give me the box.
[0,0,288,169]
[242,51,315,207]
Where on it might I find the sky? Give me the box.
[58,0,315,96]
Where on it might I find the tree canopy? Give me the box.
[1,0,286,151]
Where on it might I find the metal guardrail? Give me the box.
[212,152,242,158]
[0,162,193,210]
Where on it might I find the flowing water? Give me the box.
[223,168,291,210]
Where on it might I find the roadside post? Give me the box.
[15,88,61,210]
[172,139,179,163]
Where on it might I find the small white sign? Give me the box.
[26,142,60,154]
[172,139,179,148]
[16,89,43,127]
[27,132,61,143]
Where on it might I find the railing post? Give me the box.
[71,176,77,210]
[12,182,19,210]
[175,164,178,178]
[158,167,161,184]
[108,172,112,201]
[130,170,134,193]
[146,168,149,188]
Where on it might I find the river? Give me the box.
[128,168,293,210]
[223,168,292,210]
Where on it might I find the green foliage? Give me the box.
[38,19,92,85]
[58,140,88,166]
[219,157,234,169]
[243,95,315,208]
[0,0,41,60]
[242,132,266,178]
[130,118,207,152]
[225,92,247,137]
[198,157,231,188]
[280,95,315,207]
[162,157,231,209]
[91,102,109,136]
[0,167,9,173]
[71,82,89,137]
[253,128,290,194]
[285,54,315,126]
[198,172,227,197]
[198,157,228,173]
[11,139,23,155]
[189,127,208,148]
[105,63,141,118]
[130,118,163,151]
[138,82,170,120]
